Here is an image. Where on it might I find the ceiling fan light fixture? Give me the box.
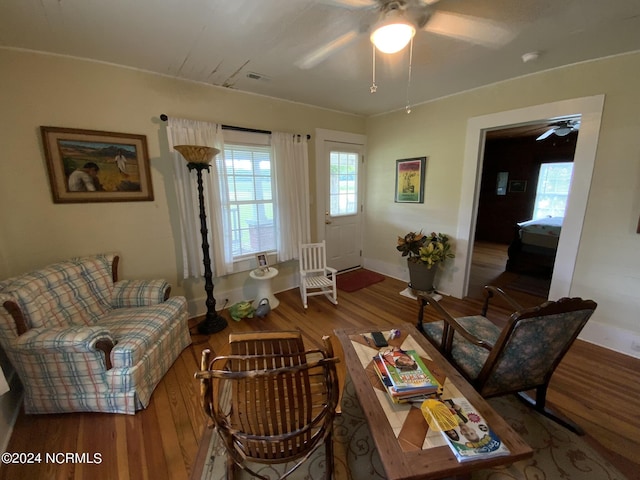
[370,11,416,54]
[555,126,572,136]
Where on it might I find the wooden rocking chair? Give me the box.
[195,331,340,479]
[299,241,338,309]
[417,286,597,434]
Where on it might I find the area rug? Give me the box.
[336,269,385,292]
[198,377,625,480]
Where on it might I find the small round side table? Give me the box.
[249,268,280,309]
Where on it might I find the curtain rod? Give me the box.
[159,114,310,140]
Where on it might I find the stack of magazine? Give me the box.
[372,347,441,403]
[421,397,511,462]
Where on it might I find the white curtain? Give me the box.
[167,117,233,277]
[272,132,311,261]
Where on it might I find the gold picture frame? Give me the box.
[41,126,154,203]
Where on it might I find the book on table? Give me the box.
[421,397,511,462]
[372,349,440,401]
[379,348,441,394]
[371,355,433,403]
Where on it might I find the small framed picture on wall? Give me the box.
[395,157,426,203]
[509,180,527,193]
[496,172,508,196]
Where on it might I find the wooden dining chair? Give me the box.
[195,331,340,479]
[417,286,597,434]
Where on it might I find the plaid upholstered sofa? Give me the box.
[0,253,191,414]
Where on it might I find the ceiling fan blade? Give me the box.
[423,11,515,48]
[295,30,360,69]
[536,128,556,141]
[319,0,377,8]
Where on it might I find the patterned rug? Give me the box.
[336,269,385,292]
[198,377,625,480]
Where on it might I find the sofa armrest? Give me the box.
[12,327,117,381]
[14,325,115,369]
[111,279,171,308]
[13,325,115,353]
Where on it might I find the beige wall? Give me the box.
[1,48,639,356]
[364,52,640,356]
[0,49,365,309]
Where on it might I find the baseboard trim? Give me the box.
[579,320,640,359]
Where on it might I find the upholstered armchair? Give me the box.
[417,286,597,434]
[0,253,191,414]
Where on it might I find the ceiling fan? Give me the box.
[536,119,581,141]
[296,0,515,69]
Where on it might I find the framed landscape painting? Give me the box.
[395,157,426,203]
[41,126,154,203]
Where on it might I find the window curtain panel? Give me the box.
[167,117,233,277]
[272,132,311,262]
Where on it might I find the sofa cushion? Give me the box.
[111,279,170,308]
[101,297,187,368]
[0,254,115,329]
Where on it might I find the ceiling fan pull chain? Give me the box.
[405,37,414,114]
[370,44,377,93]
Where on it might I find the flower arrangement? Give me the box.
[396,231,455,268]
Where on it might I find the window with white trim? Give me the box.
[532,162,574,219]
[224,132,276,259]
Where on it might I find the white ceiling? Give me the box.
[1,0,640,116]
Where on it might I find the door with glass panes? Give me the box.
[324,142,364,272]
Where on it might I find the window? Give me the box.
[532,162,574,219]
[224,143,276,258]
[329,150,358,216]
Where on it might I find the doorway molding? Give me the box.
[452,95,605,300]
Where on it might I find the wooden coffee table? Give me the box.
[334,323,532,480]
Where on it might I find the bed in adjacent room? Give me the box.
[506,216,563,277]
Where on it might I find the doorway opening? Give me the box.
[451,95,605,302]
[468,119,579,307]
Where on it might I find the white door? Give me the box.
[323,141,364,271]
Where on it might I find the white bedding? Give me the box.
[517,216,563,249]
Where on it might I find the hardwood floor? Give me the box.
[2,257,639,479]
[467,241,551,309]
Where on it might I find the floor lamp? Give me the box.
[174,145,228,334]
